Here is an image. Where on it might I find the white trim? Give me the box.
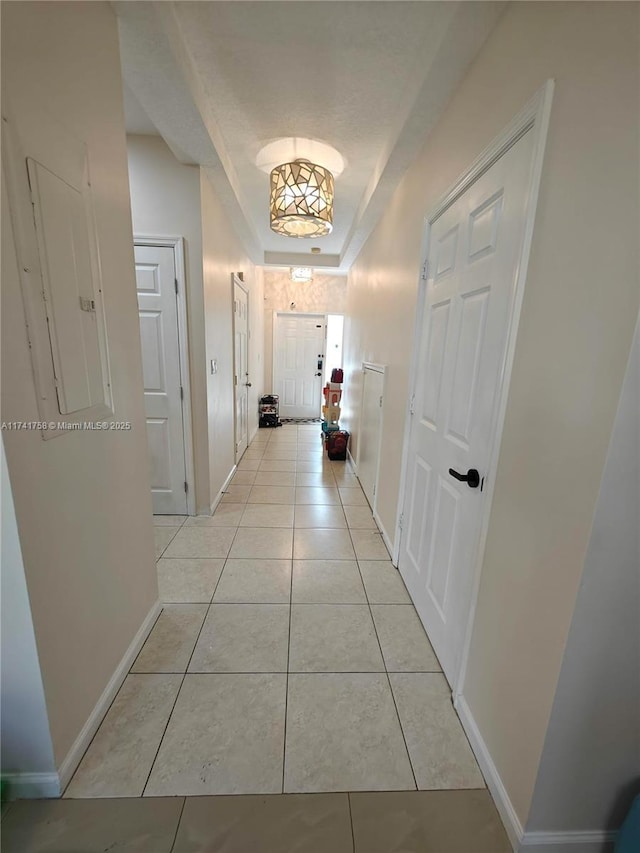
[519,831,617,852]
[232,273,250,462]
[455,80,555,698]
[2,772,60,800]
[373,508,395,560]
[361,361,386,374]
[392,228,431,567]
[455,695,524,851]
[57,600,162,791]
[348,444,394,560]
[134,235,195,516]
[394,81,555,687]
[272,311,326,419]
[210,464,238,516]
[356,362,387,515]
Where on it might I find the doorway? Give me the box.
[134,238,194,515]
[273,312,325,419]
[233,274,250,460]
[397,87,552,689]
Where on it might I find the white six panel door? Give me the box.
[135,244,188,515]
[234,280,249,460]
[399,129,536,685]
[274,314,325,419]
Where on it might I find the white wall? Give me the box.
[343,0,639,834]
[1,1,158,772]
[525,315,640,842]
[201,172,264,507]
[262,269,347,393]
[127,134,210,513]
[0,439,57,798]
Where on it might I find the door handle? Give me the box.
[448,467,480,489]
[314,372,322,377]
[245,382,252,387]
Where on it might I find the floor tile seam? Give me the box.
[141,598,214,797]
[351,539,419,792]
[282,535,295,794]
[347,791,357,853]
[168,796,187,853]
[157,525,182,560]
[61,661,156,797]
[131,668,445,675]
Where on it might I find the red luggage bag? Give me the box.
[327,430,349,460]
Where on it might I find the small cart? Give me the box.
[259,394,281,428]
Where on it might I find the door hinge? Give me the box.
[184,481,188,493]
[379,395,383,408]
[174,278,178,295]
[421,261,428,281]
[180,386,184,401]
[398,513,404,531]
[409,394,415,415]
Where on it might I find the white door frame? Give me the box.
[356,362,386,516]
[272,310,327,415]
[134,234,195,516]
[394,80,554,698]
[232,273,250,461]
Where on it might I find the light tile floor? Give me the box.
[65,424,485,800]
[3,790,511,852]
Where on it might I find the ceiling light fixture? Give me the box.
[270,159,334,238]
[290,267,313,283]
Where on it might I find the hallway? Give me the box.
[63,424,484,799]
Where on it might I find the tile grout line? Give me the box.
[168,796,187,853]
[60,604,167,798]
[349,522,420,793]
[140,527,235,798]
[347,791,357,853]
[281,508,295,794]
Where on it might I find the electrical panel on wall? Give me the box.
[2,102,112,438]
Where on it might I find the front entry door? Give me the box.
[274,313,325,419]
[233,278,250,460]
[399,128,536,685]
[135,244,187,514]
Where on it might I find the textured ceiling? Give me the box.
[116,1,505,271]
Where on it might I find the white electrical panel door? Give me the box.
[2,107,112,437]
[27,160,105,415]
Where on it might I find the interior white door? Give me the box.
[399,128,536,685]
[233,279,250,459]
[274,313,325,419]
[135,244,187,515]
[358,366,385,508]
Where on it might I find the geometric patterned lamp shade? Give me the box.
[270,159,334,238]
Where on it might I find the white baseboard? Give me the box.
[455,695,524,851]
[372,509,395,560]
[57,600,162,791]
[2,771,60,799]
[347,449,394,560]
[519,830,616,852]
[210,464,238,515]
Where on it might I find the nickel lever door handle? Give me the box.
[449,468,480,489]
